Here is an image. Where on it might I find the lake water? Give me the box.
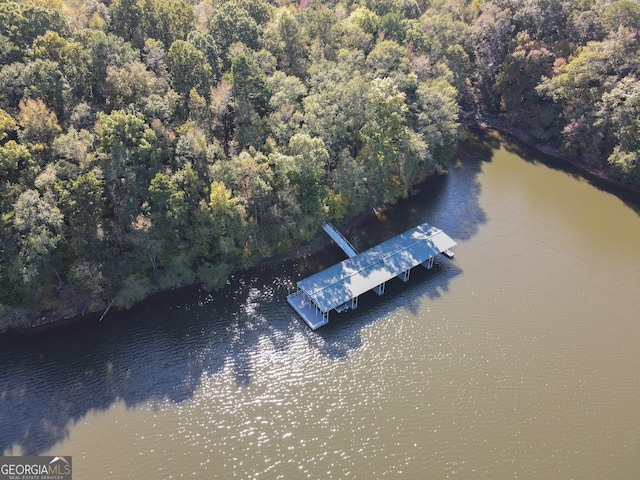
[1,130,639,478]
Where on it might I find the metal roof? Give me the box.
[297,223,456,313]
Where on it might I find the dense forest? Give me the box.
[1,0,639,329]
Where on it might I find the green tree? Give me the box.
[494,33,555,134]
[231,53,269,149]
[602,0,640,31]
[187,30,221,83]
[109,0,143,47]
[266,71,306,145]
[30,30,69,63]
[234,0,272,25]
[210,3,262,65]
[471,4,514,109]
[598,77,640,185]
[209,79,234,149]
[173,122,215,177]
[329,151,368,218]
[303,61,368,157]
[140,0,195,49]
[358,77,409,204]
[148,170,191,237]
[606,148,640,185]
[52,128,94,167]
[207,180,247,250]
[72,30,140,104]
[12,189,64,285]
[96,110,161,231]
[366,39,411,78]
[415,78,460,165]
[167,40,212,97]
[380,12,407,43]
[568,9,606,45]
[211,152,273,241]
[0,1,68,51]
[509,0,569,47]
[143,38,170,80]
[444,44,471,101]
[286,133,329,221]
[337,10,375,53]
[147,166,205,283]
[0,62,26,111]
[418,7,470,62]
[21,59,71,121]
[349,6,379,36]
[193,180,249,289]
[30,31,92,106]
[0,140,29,179]
[537,28,640,161]
[0,108,16,144]
[58,169,105,253]
[267,10,308,76]
[0,137,31,244]
[0,33,20,64]
[267,151,302,242]
[298,4,338,62]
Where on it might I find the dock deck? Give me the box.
[287,290,328,330]
[289,222,456,330]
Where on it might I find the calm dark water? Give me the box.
[2,130,639,478]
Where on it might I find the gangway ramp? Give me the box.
[323,222,358,258]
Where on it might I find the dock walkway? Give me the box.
[323,222,358,258]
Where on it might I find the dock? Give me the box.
[288,222,456,330]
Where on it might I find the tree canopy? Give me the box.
[1,0,638,329]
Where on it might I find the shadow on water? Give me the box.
[498,130,640,215]
[0,130,494,456]
[307,258,463,359]
[0,271,298,455]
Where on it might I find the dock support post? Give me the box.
[374,282,386,295]
[400,269,411,282]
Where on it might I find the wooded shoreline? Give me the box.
[3,0,640,335]
[5,123,638,336]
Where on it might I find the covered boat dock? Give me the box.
[288,222,456,330]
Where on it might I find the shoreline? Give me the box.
[0,197,392,336]
[4,122,639,335]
